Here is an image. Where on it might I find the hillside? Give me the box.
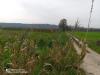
[0,23,58,29]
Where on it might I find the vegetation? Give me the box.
[0,29,85,75]
[74,31,100,53]
[74,19,80,31]
[59,19,68,31]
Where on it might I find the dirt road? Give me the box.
[73,41,100,75]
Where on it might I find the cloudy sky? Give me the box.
[0,0,99,28]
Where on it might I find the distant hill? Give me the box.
[0,23,100,32]
[0,23,58,29]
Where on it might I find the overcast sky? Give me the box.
[0,0,99,28]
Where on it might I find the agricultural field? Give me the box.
[74,32,100,53]
[0,29,85,75]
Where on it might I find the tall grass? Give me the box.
[0,29,85,75]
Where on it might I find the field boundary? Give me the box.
[71,34,100,75]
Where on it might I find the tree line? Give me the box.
[58,18,100,32]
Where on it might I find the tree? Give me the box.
[75,19,80,31]
[59,19,68,31]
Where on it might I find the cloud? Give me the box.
[0,0,99,28]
